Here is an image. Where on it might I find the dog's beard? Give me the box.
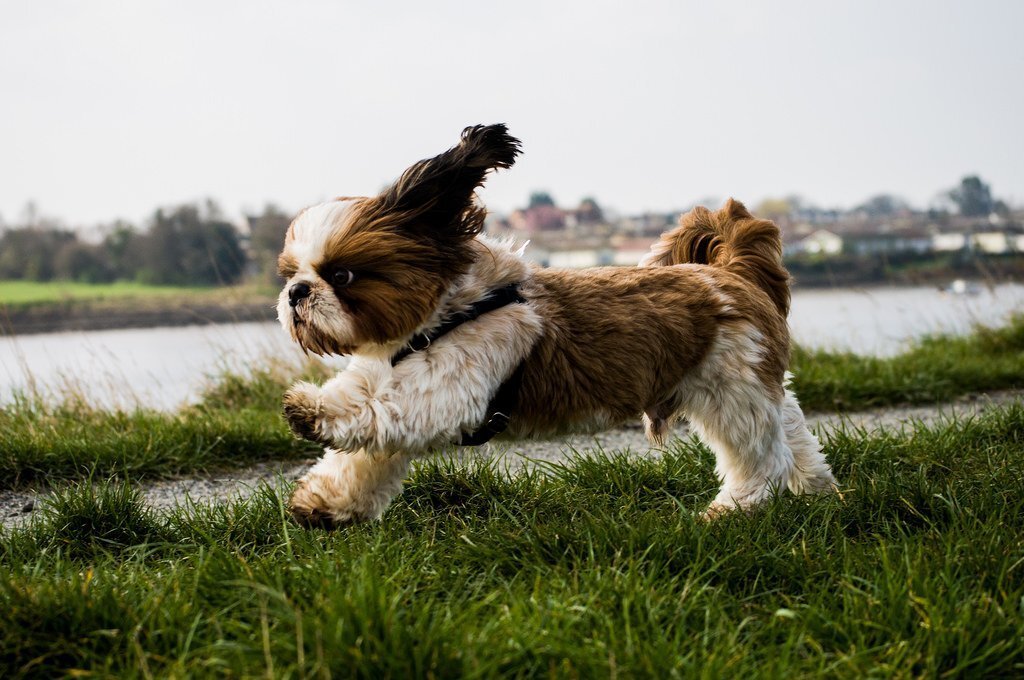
[277,289,358,356]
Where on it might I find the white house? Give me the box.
[972,231,1011,254]
[787,229,843,256]
[932,232,968,251]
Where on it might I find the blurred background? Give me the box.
[1,0,1022,407]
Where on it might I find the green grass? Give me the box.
[2,405,1023,677]
[791,314,1024,411]
[0,360,328,489]
[0,280,213,306]
[0,280,280,315]
[0,398,318,488]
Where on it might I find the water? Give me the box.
[2,283,1022,409]
[787,283,1024,355]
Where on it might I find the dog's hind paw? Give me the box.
[700,501,733,521]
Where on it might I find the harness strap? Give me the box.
[459,363,525,446]
[389,283,526,446]
[390,283,525,366]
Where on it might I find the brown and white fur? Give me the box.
[277,124,836,528]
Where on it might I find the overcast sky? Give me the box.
[1,1,1022,228]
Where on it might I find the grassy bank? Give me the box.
[0,280,219,307]
[0,359,330,488]
[1,316,1022,489]
[1,404,1023,677]
[0,280,280,335]
[0,398,318,488]
[791,313,1024,411]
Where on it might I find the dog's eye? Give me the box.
[332,269,355,287]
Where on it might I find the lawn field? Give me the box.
[0,280,281,315]
[790,312,1024,410]
[0,280,281,334]
[0,280,213,306]
[1,405,1023,677]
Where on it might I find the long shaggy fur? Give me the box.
[373,123,521,242]
[640,198,791,316]
[276,124,837,528]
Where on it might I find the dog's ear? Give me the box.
[376,124,521,240]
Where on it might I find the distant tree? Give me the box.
[135,202,246,285]
[53,241,115,283]
[19,201,39,228]
[202,197,224,221]
[576,197,604,223]
[784,195,809,213]
[948,176,994,217]
[100,220,141,280]
[0,227,76,281]
[754,197,792,220]
[528,191,556,209]
[248,204,292,284]
[856,194,910,218]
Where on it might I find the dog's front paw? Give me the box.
[283,382,328,444]
[289,482,371,530]
[290,479,362,530]
[289,458,401,530]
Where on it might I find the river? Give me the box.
[2,283,1022,410]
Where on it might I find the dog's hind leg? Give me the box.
[780,380,836,494]
[684,380,836,518]
[289,448,411,529]
[685,387,797,519]
[678,323,803,518]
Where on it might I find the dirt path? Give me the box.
[3,390,1021,529]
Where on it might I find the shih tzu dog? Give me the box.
[277,124,836,528]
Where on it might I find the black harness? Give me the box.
[390,283,527,446]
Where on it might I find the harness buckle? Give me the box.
[487,411,510,429]
[409,335,431,353]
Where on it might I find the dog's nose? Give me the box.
[288,282,312,307]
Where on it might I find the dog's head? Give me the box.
[277,124,521,355]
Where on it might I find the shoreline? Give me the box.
[0,299,278,336]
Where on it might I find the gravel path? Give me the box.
[3,390,1022,529]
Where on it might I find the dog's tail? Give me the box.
[639,198,790,316]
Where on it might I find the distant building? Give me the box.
[785,229,843,257]
[972,231,1013,254]
[844,227,932,256]
[508,204,565,233]
[619,212,676,238]
[564,198,605,229]
[611,237,656,266]
[521,244,613,268]
[487,191,1024,269]
[932,231,969,252]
